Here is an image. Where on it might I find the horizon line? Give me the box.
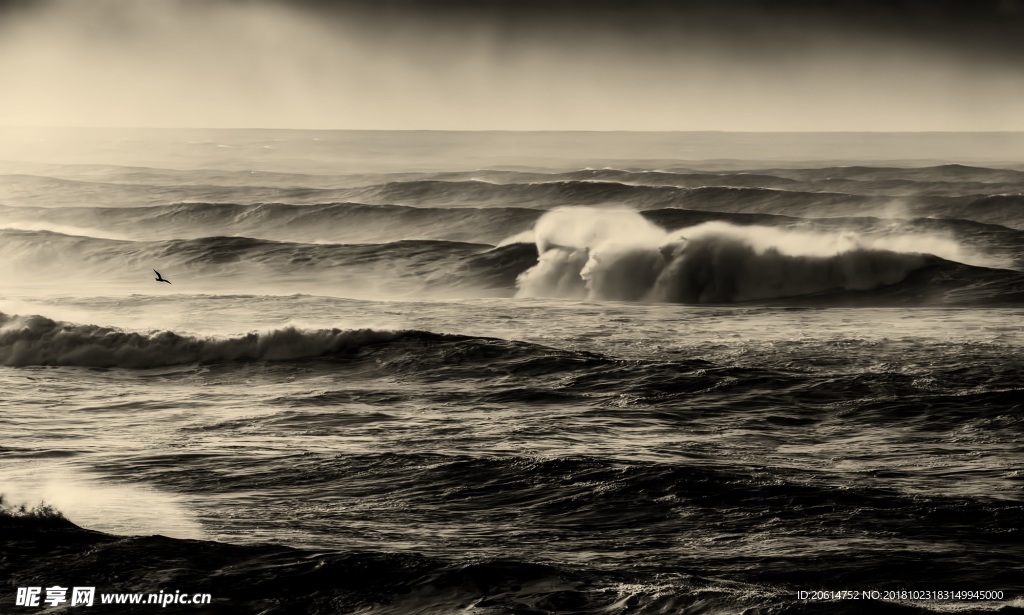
[4,125,1024,135]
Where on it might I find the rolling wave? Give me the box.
[775,163,1024,184]
[9,160,1024,194]
[0,174,357,208]
[0,228,533,294]
[513,209,1024,305]
[5,196,1022,254]
[0,313,503,368]
[0,201,542,245]
[6,160,1024,232]
[344,178,685,208]
[6,172,1023,229]
[341,179,926,220]
[0,313,618,370]
[2,218,1021,305]
[0,313,401,367]
[3,158,1023,304]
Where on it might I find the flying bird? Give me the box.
[153,269,172,284]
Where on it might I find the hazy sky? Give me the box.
[1,0,1023,130]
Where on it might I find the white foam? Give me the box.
[511,208,962,303]
[1,465,205,539]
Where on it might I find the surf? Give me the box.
[512,208,1024,305]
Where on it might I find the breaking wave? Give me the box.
[513,208,1019,303]
[1,219,1021,305]
[0,314,620,371]
[0,313,414,368]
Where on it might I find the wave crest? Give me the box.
[515,209,955,303]
[0,313,408,368]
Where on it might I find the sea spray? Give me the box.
[513,208,961,303]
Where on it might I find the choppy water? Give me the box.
[2,130,1022,614]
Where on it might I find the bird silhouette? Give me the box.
[153,269,172,284]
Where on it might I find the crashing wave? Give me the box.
[514,208,969,303]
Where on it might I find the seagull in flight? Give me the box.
[153,269,172,284]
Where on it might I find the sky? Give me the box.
[1,0,1023,131]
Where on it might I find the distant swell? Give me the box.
[0,313,425,368]
[0,229,534,296]
[0,202,541,245]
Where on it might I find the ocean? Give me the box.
[1,129,1022,614]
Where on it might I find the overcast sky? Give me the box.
[1,0,1023,130]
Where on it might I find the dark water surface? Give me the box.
[2,130,1022,613]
